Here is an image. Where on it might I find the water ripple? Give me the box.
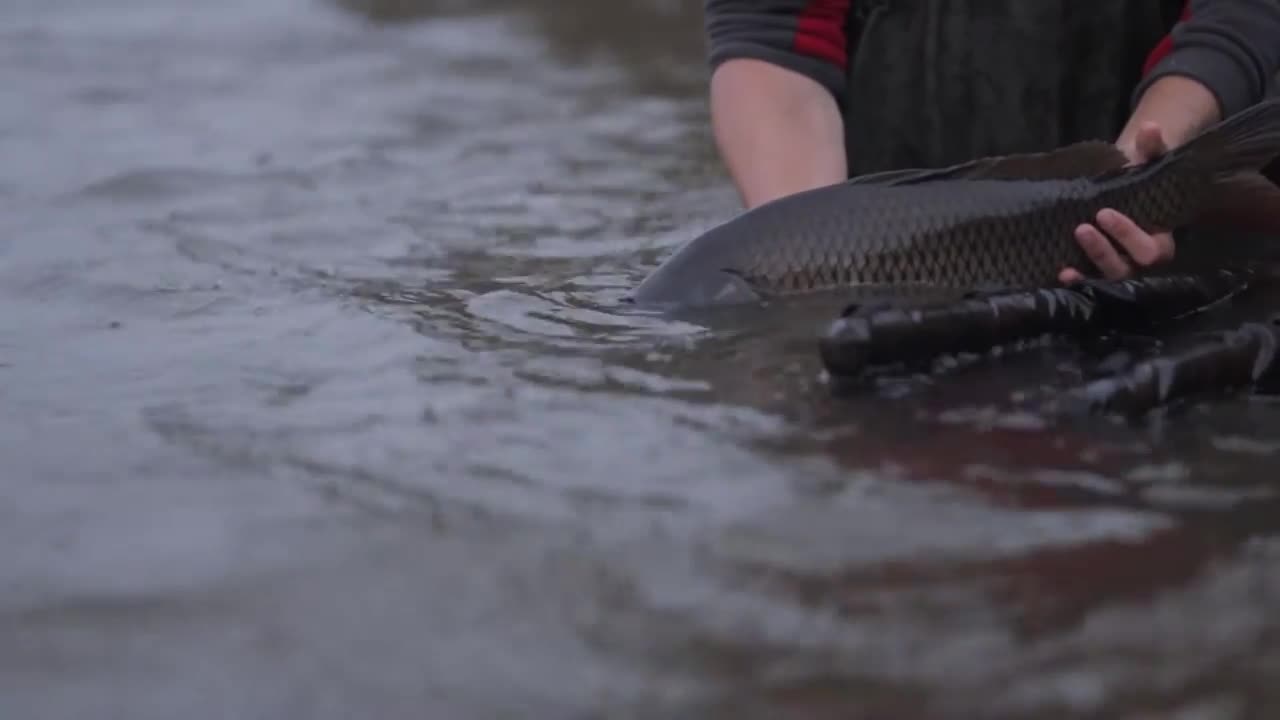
[7,0,1280,718]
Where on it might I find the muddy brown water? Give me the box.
[3,1,1280,718]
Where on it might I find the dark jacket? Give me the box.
[704,0,1280,174]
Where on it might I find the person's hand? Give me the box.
[1058,121,1177,285]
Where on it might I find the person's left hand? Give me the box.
[1058,121,1177,285]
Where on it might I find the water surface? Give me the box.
[4,1,1280,718]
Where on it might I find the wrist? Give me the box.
[1120,75,1222,150]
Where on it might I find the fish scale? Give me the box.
[737,178,1105,291]
[630,98,1280,309]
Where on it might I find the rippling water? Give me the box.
[5,1,1280,718]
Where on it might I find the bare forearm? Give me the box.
[710,58,847,208]
[1118,75,1222,153]
[1136,0,1280,122]
[1125,0,1280,150]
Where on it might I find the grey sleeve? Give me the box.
[703,0,852,105]
[1135,0,1280,117]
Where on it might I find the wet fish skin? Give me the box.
[630,99,1280,309]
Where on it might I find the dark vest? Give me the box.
[840,0,1188,176]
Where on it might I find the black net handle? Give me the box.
[819,269,1254,379]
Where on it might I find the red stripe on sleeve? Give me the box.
[1142,0,1193,76]
[793,0,853,69]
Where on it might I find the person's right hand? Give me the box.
[1058,121,1177,285]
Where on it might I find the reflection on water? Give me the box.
[336,0,708,95]
[3,0,1280,717]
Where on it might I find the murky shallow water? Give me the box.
[4,1,1280,717]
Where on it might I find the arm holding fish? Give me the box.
[703,0,853,208]
[1062,0,1280,284]
[710,60,848,208]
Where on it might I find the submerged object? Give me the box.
[818,270,1254,378]
[1061,317,1280,417]
[631,100,1280,309]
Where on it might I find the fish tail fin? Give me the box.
[1169,99,1280,233]
[1197,171,1280,234]
[1170,98,1280,178]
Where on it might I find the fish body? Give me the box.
[631,99,1280,309]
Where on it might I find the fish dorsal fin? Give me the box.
[846,141,1130,186]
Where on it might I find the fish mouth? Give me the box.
[627,267,763,310]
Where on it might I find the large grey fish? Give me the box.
[630,99,1280,309]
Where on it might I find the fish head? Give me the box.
[626,264,761,310]
[626,218,765,310]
